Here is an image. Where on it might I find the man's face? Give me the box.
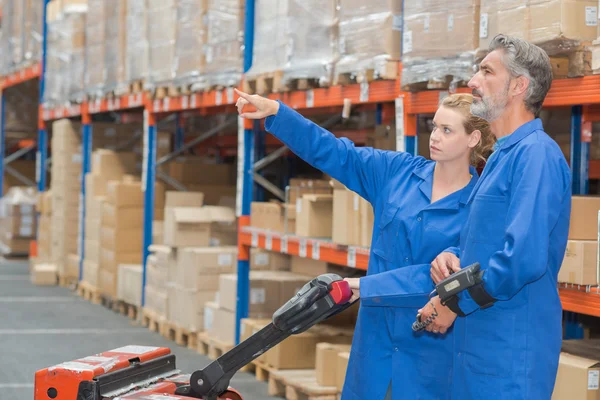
[468,50,512,122]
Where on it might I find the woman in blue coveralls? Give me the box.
[234,89,495,400]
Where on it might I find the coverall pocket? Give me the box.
[468,194,507,245]
[464,307,516,377]
[372,202,401,262]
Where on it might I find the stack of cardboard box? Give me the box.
[117,264,143,307]
[82,149,137,290]
[0,187,37,257]
[558,196,600,285]
[144,191,239,334]
[100,177,165,298]
[205,271,316,345]
[50,119,83,281]
[331,180,374,248]
[167,158,237,206]
[36,191,53,262]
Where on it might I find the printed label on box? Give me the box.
[392,15,402,31]
[586,6,598,26]
[403,31,413,54]
[424,14,430,33]
[250,288,266,304]
[218,254,233,266]
[589,370,599,389]
[204,307,214,331]
[296,198,302,213]
[480,14,489,38]
[448,14,454,31]
[255,253,269,266]
[20,225,32,237]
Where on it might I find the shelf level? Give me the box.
[239,226,370,270]
[41,103,82,121]
[559,285,600,318]
[0,63,41,89]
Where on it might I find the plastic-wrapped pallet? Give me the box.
[125,0,149,88]
[105,0,128,95]
[174,0,207,90]
[401,0,480,90]
[2,0,17,72]
[0,187,37,257]
[64,9,87,103]
[24,0,43,66]
[245,0,334,93]
[84,0,108,97]
[203,0,244,89]
[336,0,402,84]
[43,15,63,107]
[148,0,177,89]
[4,80,38,139]
[480,0,599,54]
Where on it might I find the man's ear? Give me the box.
[512,75,529,97]
[468,130,481,149]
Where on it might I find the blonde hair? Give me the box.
[440,93,496,167]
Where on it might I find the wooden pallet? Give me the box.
[544,41,600,78]
[77,281,101,305]
[268,369,338,400]
[100,295,120,312]
[162,323,198,350]
[335,60,399,86]
[117,301,139,320]
[251,359,272,382]
[243,72,325,95]
[58,275,78,289]
[197,332,235,360]
[128,80,145,94]
[153,86,182,99]
[141,308,169,336]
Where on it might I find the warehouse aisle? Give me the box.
[1,260,277,400]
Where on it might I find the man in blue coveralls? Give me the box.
[414,34,572,398]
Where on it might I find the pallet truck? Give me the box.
[35,273,354,400]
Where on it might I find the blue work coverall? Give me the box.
[362,119,572,399]
[264,102,479,400]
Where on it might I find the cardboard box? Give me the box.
[31,263,58,286]
[107,180,143,207]
[296,195,334,238]
[145,285,169,318]
[117,264,143,306]
[316,343,353,386]
[165,191,205,208]
[336,352,351,392]
[83,259,100,288]
[163,206,237,248]
[101,227,143,253]
[218,271,308,318]
[250,201,296,233]
[552,352,600,400]
[250,248,290,271]
[559,240,599,285]
[147,256,168,290]
[186,185,237,206]
[85,239,101,264]
[99,269,117,298]
[332,188,361,246]
[168,159,236,185]
[570,196,600,240]
[102,203,144,229]
[92,149,137,178]
[153,221,164,245]
[149,244,178,282]
[176,247,237,290]
[167,283,178,322]
[175,289,217,332]
[204,301,236,345]
[288,179,333,204]
[291,256,329,277]
[100,248,143,273]
[266,326,353,370]
[66,254,80,279]
[360,197,374,247]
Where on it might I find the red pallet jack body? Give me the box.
[35,274,353,400]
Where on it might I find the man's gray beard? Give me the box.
[471,98,505,122]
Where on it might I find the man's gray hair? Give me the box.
[488,34,553,117]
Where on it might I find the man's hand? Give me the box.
[235,89,280,119]
[344,278,361,303]
[430,252,461,284]
[417,296,457,334]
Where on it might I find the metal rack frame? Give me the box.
[2,0,600,342]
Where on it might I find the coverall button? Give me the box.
[417,217,422,222]
[404,257,409,262]
[394,347,399,352]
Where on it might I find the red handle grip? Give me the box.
[329,280,353,305]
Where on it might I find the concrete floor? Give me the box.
[1,260,277,400]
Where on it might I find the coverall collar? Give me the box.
[413,162,479,207]
[495,118,543,151]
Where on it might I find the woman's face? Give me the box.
[429,106,479,164]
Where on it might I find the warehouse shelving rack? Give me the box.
[2,0,600,343]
